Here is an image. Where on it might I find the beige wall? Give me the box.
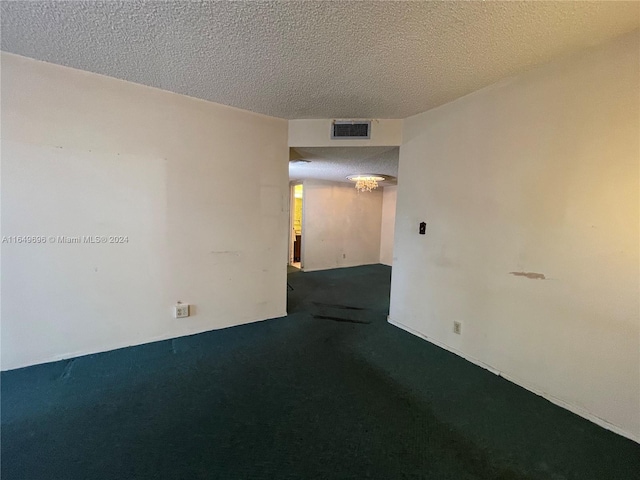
[389,32,640,441]
[379,186,397,266]
[302,180,383,272]
[1,53,289,370]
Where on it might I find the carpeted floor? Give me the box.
[2,264,639,479]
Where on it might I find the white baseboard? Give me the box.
[300,262,380,273]
[388,316,639,444]
[2,310,288,372]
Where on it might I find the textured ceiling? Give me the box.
[289,147,399,185]
[2,1,638,119]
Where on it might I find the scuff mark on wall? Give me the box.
[509,271,546,280]
[208,251,242,264]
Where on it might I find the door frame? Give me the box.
[288,182,303,267]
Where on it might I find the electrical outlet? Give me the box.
[453,321,462,335]
[174,304,190,318]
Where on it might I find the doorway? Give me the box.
[289,183,303,269]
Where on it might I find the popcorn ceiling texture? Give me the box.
[1,1,638,119]
[289,147,399,185]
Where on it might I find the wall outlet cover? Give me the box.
[174,304,190,318]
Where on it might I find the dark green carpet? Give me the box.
[2,265,638,479]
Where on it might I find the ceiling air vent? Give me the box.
[331,121,371,139]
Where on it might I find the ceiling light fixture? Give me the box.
[346,174,386,192]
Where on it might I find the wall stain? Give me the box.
[509,271,546,280]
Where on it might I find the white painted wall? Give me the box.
[389,32,640,442]
[1,53,289,371]
[288,119,402,147]
[302,180,382,272]
[379,186,397,266]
